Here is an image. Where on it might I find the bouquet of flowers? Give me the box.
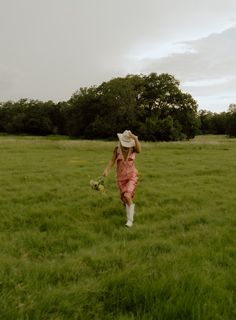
[89,176,105,192]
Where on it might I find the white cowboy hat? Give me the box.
[117,130,135,148]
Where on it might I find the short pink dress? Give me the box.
[116,146,138,203]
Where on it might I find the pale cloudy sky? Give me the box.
[1,0,236,112]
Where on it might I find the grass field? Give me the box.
[0,134,236,320]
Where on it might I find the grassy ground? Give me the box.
[0,134,236,320]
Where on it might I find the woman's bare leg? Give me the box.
[123,192,133,206]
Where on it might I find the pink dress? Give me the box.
[116,146,138,203]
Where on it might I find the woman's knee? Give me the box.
[124,192,132,203]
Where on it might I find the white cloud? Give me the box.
[182,76,236,87]
[139,26,236,111]
[141,26,236,80]
[195,93,236,113]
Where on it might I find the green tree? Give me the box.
[137,73,199,140]
[66,87,100,137]
[226,104,236,137]
[0,99,63,135]
[198,110,228,135]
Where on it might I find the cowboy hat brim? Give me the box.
[117,133,135,148]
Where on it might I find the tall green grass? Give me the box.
[0,134,236,319]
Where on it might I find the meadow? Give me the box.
[0,134,236,320]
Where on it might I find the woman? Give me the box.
[103,130,141,227]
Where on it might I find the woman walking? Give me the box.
[103,130,141,227]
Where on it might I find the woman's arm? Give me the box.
[129,132,141,153]
[103,147,117,176]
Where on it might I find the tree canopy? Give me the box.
[66,73,199,140]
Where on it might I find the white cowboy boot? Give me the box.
[125,204,131,227]
[125,203,135,227]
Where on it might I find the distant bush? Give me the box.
[226,104,236,137]
[198,104,236,137]
[0,99,65,136]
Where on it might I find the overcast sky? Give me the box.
[1,0,236,112]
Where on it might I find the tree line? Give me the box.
[198,105,236,137]
[0,73,235,140]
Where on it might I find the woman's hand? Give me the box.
[103,168,109,177]
[128,131,141,153]
[128,131,138,140]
